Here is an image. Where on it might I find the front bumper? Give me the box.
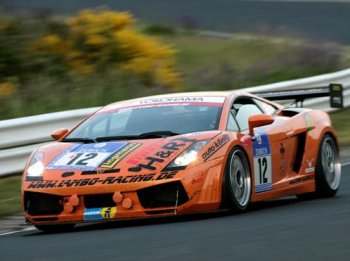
[22,158,225,225]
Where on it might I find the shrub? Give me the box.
[29,9,180,89]
[143,24,176,35]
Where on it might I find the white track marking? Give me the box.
[0,226,36,236]
[0,197,17,203]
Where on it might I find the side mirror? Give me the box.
[51,128,69,141]
[248,114,274,136]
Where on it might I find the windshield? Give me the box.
[64,104,222,141]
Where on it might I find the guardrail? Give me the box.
[1,68,350,177]
[0,108,98,177]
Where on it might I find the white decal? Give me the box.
[140,96,225,105]
[253,132,273,193]
[305,159,315,173]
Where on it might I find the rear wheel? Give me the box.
[224,147,252,212]
[35,223,75,233]
[315,134,341,197]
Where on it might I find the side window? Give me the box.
[232,97,263,131]
[254,99,277,115]
[227,112,239,132]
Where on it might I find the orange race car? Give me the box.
[22,84,343,232]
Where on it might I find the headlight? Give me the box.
[165,139,210,169]
[26,151,44,180]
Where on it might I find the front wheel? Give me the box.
[224,147,252,212]
[315,134,341,197]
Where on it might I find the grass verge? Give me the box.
[0,175,22,218]
[330,108,350,146]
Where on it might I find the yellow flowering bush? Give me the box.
[30,9,180,89]
[0,81,16,97]
[0,18,8,31]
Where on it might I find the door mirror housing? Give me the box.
[51,128,69,141]
[248,114,274,136]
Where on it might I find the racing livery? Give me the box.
[22,85,342,232]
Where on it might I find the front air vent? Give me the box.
[292,132,307,173]
[137,181,189,209]
[33,217,59,222]
[24,192,63,216]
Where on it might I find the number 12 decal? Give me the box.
[47,142,128,170]
[66,153,98,166]
[257,157,268,184]
[253,132,273,193]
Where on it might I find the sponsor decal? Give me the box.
[27,171,179,189]
[289,174,314,185]
[84,207,117,221]
[305,159,315,173]
[139,96,225,105]
[101,96,225,114]
[253,132,273,193]
[47,142,127,171]
[94,143,107,149]
[128,137,196,172]
[61,172,75,178]
[202,134,230,161]
[126,141,163,165]
[100,143,141,169]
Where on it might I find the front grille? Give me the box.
[33,217,59,222]
[24,192,63,216]
[137,181,189,209]
[84,193,115,208]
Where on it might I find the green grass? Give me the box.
[0,175,22,218]
[159,33,345,92]
[171,35,286,71]
[330,108,350,146]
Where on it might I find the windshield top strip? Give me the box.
[100,101,225,114]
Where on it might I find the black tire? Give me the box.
[35,223,75,233]
[315,134,341,197]
[224,146,252,212]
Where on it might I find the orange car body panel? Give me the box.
[21,91,338,225]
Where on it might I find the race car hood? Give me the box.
[33,131,222,179]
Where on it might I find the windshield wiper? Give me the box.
[138,131,180,138]
[62,138,97,143]
[95,131,180,142]
[95,135,141,142]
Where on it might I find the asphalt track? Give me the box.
[0,164,349,261]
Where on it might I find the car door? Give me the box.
[231,96,293,194]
